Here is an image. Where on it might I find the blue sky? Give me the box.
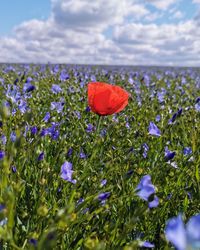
[0,0,51,35]
[0,0,200,66]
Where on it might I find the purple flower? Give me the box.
[100,129,107,137]
[90,74,96,82]
[31,126,38,135]
[23,83,35,93]
[74,111,81,119]
[51,101,64,113]
[77,198,84,205]
[142,143,149,158]
[85,106,91,112]
[136,175,159,208]
[18,99,29,114]
[98,192,110,201]
[164,147,176,161]
[186,214,200,248]
[100,179,107,186]
[38,152,44,161]
[155,115,161,122]
[60,162,76,184]
[67,148,73,157]
[51,129,60,140]
[148,122,161,137]
[29,238,38,246]
[40,128,49,137]
[86,123,94,133]
[79,151,86,159]
[51,84,62,94]
[0,204,5,212]
[11,166,17,173]
[165,214,200,250]
[139,241,155,248]
[168,108,182,124]
[43,112,50,123]
[165,214,187,250]
[148,195,159,208]
[10,131,16,142]
[136,175,155,201]
[60,71,69,81]
[0,151,5,160]
[195,102,200,112]
[183,147,192,156]
[1,135,7,145]
[195,97,200,104]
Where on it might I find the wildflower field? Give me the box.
[0,64,200,250]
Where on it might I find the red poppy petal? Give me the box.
[88,82,129,116]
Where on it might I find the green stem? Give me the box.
[95,115,102,140]
[83,115,102,167]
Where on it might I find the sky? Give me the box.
[0,0,200,66]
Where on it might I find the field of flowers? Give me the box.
[0,64,200,249]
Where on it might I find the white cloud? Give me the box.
[145,0,177,10]
[113,20,200,65]
[51,0,128,30]
[172,10,184,19]
[0,0,200,66]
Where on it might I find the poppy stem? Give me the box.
[95,115,102,138]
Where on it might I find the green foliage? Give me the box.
[0,64,199,249]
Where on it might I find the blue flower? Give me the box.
[0,151,5,160]
[195,102,200,112]
[186,214,200,248]
[155,115,161,122]
[38,152,44,161]
[60,70,69,81]
[79,149,86,159]
[60,162,76,184]
[165,214,187,250]
[165,214,200,250]
[168,108,182,124]
[23,83,35,93]
[29,238,38,246]
[148,195,159,208]
[40,128,49,137]
[11,166,17,173]
[85,106,91,112]
[136,175,159,208]
[136,175,155,201]
[67,148,73,157]
[100,179,107,186]
[164,147,176,161]
[86,123,94,133]
[1,135,7,145]
[0,204,5,212]
[183,147,192,156]
[195,97,200,104]
[51,84,62,94]
[139,241,155,248]
[98,192,110,201]
[51,101,64,113]
[43,112,51,123]
[31,126,38,135]
[10,131,16,142]
[142,143,149,158]
[74,111,81,119]
[148,122,161,137]
[18,99,29,114]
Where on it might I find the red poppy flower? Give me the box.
[88,82,129,116]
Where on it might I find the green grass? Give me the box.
[0,64,200,249]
